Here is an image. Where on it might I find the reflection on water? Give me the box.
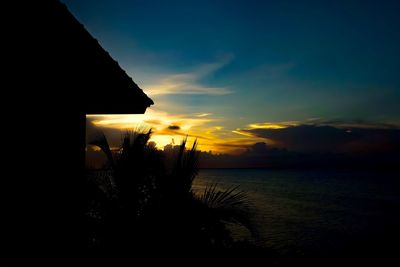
[193,169,400,258]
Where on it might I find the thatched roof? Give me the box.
[34,0,153,114]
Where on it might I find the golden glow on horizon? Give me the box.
[86,109,272,153]
[88,109,212,131]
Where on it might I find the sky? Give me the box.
[64,0,400,153]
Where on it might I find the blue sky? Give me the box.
[71,0,400,152]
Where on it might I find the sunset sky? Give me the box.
[66,0,400,153]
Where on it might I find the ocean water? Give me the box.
[193,169,400,258]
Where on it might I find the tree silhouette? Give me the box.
[86,129,256,257]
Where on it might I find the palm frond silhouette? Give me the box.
[86,129,256,253]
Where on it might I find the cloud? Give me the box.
[87,113,400,169]
[244,125,355,152]
[86,108,215,150]
[304,118,400,130]
[87,108,212,131]
[144,56,234,96]
[231,130,255,137]
[195,113,212,117]
[241,122,400,154]
[168,125,180,130]
[198,122,400,169]
[246,121,299,129]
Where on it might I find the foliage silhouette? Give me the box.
[86,129,257,259]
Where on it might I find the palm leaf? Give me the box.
[89,132,115,168]
[198,183,255,235]
[171,138,199,194]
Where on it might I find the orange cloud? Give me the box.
[87,108,217,151]
[246,121,299,129]
[86,109,275,154]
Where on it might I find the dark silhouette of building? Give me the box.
[5,0,153,264]
[34,0,153,114]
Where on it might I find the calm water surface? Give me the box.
[193,169,400,257]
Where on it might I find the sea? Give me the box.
[193,168,400,260]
